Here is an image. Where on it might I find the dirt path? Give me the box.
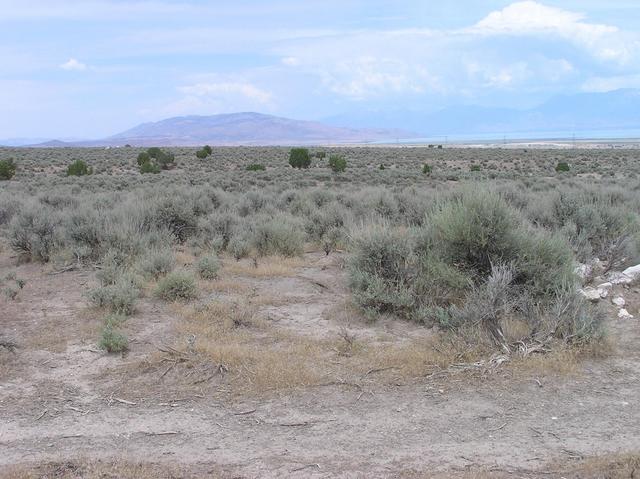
[1,253,639,477]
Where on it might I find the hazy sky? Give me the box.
[2,1,639,138]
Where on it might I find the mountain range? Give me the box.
[325,89,640,138]
[16,113,413,147]
[3,89,640,147]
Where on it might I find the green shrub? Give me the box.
[556,162,570,172]
[141,147,175,170]
[246,163,266,171]
[196,254,220,279]
[89,274,140,315]
[156,150,175,169]
[8,205,59,262]
[66,160,92,176]
[289,148,311,169]
[252,215,304,257]
[229,237,251,260]
[328,155,347,173]
[379,164,385,170]
[348,188,580,344]
[150,195,198,242]
[155,270,197,301]
[321,227,342,255]
[196,149,208,159]
[422,164,432,174]
[200,211,236,250]
[138,248,175,279]
[139,160,160,174]
[315,151,326,159]
[348,223,417,317]
[99,326,128,353]
[470,164,481,172]
[529,190,640,267]
[203,145,213,155]
[136,152,151,166]
[0,159,17,180]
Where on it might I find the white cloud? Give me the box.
[469,1,633,64]
[60,58,87,71]
[319,56,440,100]
[582,74,640,92]
[179,82,272,104]
[281,56,300,66]
[152,80,275,117]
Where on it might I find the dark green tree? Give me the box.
[0,159,17,180]
[66,159,92,176]
[289,148,311,169]
[328,154,347,173]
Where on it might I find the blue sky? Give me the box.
[1,0,639,138]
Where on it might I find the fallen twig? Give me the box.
[291,463,320,473]
[363,366,399,377]
[489,422,508,432]
[144,431,180,436]
[36,409,48,420]
[233,409,257,416]
[113,397,137,406]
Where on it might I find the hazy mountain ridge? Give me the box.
[6,89,640,147]
[21,112,415,147]
[325,89,640,137]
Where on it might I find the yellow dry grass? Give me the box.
[166,299,493,396]
[1,459,229,479]
[400,452,640,478]
[222,255,304,278]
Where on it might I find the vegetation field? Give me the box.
[1,146,640,478]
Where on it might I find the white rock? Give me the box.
[580,287,601,302]
[618,309,634,319]
[575,263,592,280]
[597,287,609,299]
[623,264,640,278]
[610,263,640,284]
[612,296,626,307]
[596,282,613,291]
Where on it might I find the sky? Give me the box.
[1,0,640,139]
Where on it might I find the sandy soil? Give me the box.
[1,251,639,478]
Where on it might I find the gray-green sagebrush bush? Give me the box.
[89,273,140,315]
[8,204,60,262]
[348,188,601,345]
[251,214,304,257]
[155,270,198,301]
[196,253,220,279]
[527,189,640,270]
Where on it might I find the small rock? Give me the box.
[596,282,613,291]
[612,296,626,307]
[575,263,592,280]
[618,309,633,319]
[580,287,600,302]
[610,263,640,284]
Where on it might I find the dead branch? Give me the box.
[0,338,18,352]
[291,464,320,473]
[233,409,257,416]
[363,366,399,377]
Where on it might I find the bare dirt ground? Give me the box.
[1,249,639,478]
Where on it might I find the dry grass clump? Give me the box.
[222,255,304,277]
[166,299,500,395]
[172,300,326,392]
[1,459,229,479]
[401,452,640,478]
